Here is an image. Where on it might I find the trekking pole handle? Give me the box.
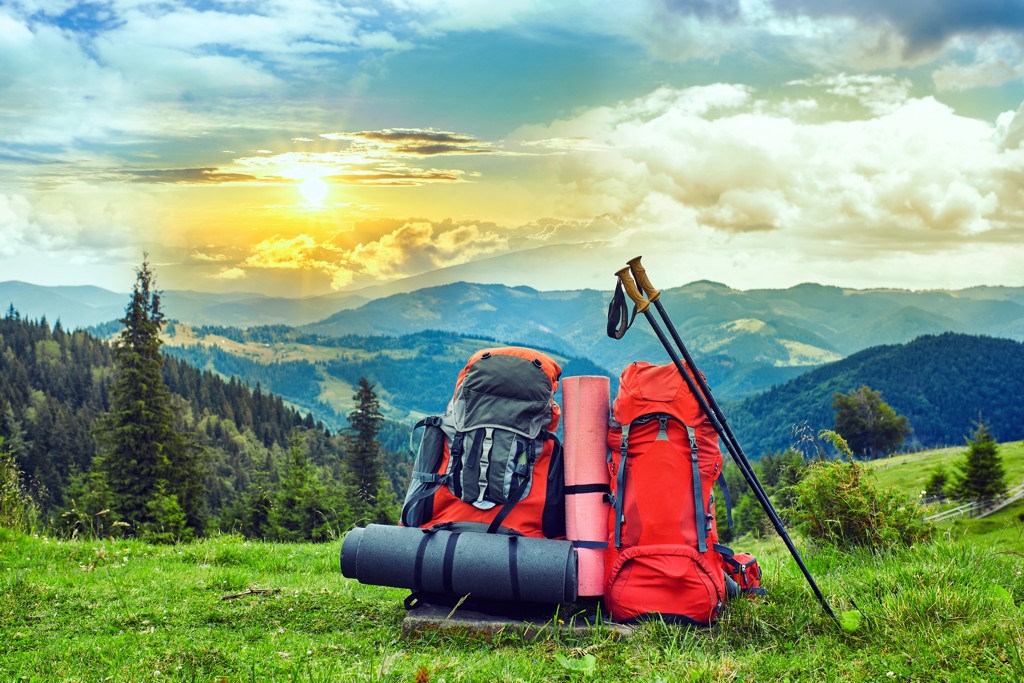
[627,256,660,302]
[615,267,650,313]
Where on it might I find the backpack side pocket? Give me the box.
[400,418,447,527]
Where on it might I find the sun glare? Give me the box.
[298,177,329,204]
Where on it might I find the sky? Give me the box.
[2,0,1024,297]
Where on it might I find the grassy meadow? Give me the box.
[2,442,1024,682]
[865,440,1024,550]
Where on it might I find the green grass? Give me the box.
[859,440,1024,551]
[865,441,1024,498]
[2,528,1023,682]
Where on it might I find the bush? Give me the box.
[784,460,932,551]
[0,440,40,533]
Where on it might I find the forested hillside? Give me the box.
[0,311,406,537]
[161,325,613,427]
[729,333,1024,456]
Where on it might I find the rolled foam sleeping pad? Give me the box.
[562,375,612,596]
[340,524,578,604]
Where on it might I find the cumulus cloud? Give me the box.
[189,250,230,262]
[787,74,912,115]
[0,190,144,257]
[932,35,1024,91]
[213,267,247,280]
[996,103,1024,150]
[208,215,610,290]
[345,221,509,278]
[519,83,1024,260]
[241,234,332,271]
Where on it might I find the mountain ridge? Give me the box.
[6,278,1024,401]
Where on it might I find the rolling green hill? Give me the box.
[865,441,1023,495]
[728,333,1024,456]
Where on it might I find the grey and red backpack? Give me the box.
[400,346,566,538]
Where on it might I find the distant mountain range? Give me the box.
[5,278,1024,401]
[300,280,1024,399]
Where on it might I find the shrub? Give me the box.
[0,440,40,533]
[784,460,932,551]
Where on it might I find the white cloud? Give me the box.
[518,84,1024,279]
[788,74,912,115]
[0,190,145,257]
[190,250,229,262]
[214,215,610,291]
[932,35,1024,92]
[213,267,247,280]
[995,104,1024,150]
[0,193,34,257]
[241,234,328,270]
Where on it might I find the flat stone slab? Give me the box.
[401,602,633,641]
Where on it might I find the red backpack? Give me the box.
[605,361,728,624]
[400,347,566,538]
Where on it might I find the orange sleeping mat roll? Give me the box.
[562,375,612,596]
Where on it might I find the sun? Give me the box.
[298,176,329,204]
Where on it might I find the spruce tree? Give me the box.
[92,257,206,539]
[953,421,1007,505]
[346,377,384,503]
[268,433,327,541]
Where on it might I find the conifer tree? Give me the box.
[953,420,1007,505]
[924,467,948,500]
[268,433,327,541]
[346,377,384,503]
[92,256,206,539]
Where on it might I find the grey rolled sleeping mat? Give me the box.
[340,524,578,604]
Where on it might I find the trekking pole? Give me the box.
[624,256,798,545]
[627,257,768,495]
[614,262,838,622]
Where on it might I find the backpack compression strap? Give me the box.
[684,424,708,554]
[607,279,638,340]
[614,417,708,552]
[612,423,631,548]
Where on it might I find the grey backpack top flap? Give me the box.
[451,353,554,439]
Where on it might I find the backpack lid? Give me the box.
[612,361,708,427]
[451,347,562,438]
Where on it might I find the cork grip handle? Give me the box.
[627,256,660,302]
[615,267,650,313]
